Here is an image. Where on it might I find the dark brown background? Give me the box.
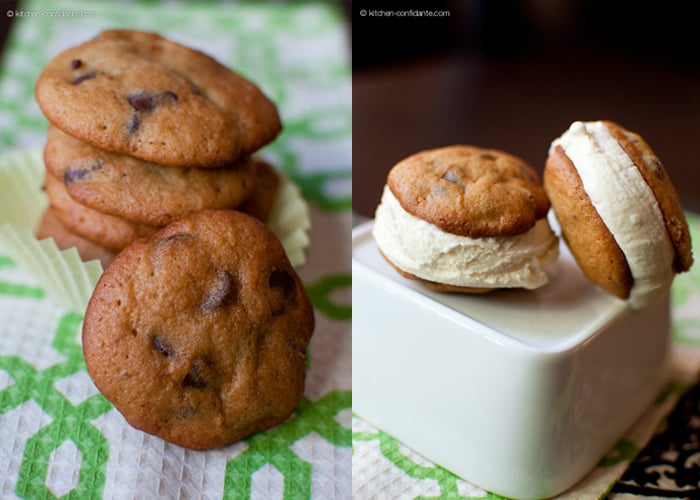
[352,0,700,218]
[0,1,17,56]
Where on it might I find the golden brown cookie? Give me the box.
[544,145,633,299]
[237,159,280,222]
[82,209,314,449]
[387,145,550,238]
[44,172,158,250]
[36,207,118,268]
[35,30,281,167]
[44,126,257,226]
[608,122,693,273]
[373,146,559,293]
[545,120,692,307]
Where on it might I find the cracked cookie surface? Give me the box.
[36,29,281,167]
[387,145,550,237]
[82,209,314,449]
[45,172,159,250]
[45,126,258,226]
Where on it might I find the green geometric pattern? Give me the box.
[353,426,499,500]
[306,274,352,321]
[0,281,351,498]
[0,256,44,299]
[1,311,111,499]
[0,1,351,498]
[225,391,351,498]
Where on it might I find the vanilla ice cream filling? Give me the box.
[551,121,675,309]
[372,186,559,289]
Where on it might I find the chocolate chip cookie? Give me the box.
[36,30,281,167]
[36,207,118,268]
[237,158,280,222]
[44,172,158,250]
[387,145,550,237]
[374,145,558,293]
[44,126,258,226]
[82,209,314,449]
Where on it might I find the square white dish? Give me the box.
[352,220,670,499]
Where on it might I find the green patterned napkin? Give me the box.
[0,1,351,498]
[352,214,700,499]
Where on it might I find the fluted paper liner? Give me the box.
[0,148,311,313]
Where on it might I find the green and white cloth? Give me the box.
[0,1,351,498]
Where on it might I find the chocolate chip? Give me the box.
[63,160,103,185]
[268,269,297,316]
[174,406,199,418]
[63,168,90,185]
[442,169,461,185]
[162,90,178,103]
[269,269,296,298]
[201,270,236,311]
[650,158,665,180]
[156,233,192,247]
[478,153,496,161]
[70,59,82,70]
[153,335,176,358]
[126,91,179,134]
[188,80,205,97]
[127,91,179,113]
[182,359,209,389]
[128,92,158,113]
[127,113,140,134]
[72,72,96,85]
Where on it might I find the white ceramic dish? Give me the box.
[352,220,670,499]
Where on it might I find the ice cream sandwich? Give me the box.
[373,145,559,292]
[545,120,693,309]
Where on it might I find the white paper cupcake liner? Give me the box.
[0,148,311,313]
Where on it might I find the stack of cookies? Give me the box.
[34,30,282,267]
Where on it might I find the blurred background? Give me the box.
[352,0,700,217]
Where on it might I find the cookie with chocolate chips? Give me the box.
[373,145,558,293]
[36,207,118,269]
[44,172,159,250]
[82,209,314,449]
[387,145,550,238]
[35,30,281,167]
[44,126,258,226]
[237,158,280,222]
